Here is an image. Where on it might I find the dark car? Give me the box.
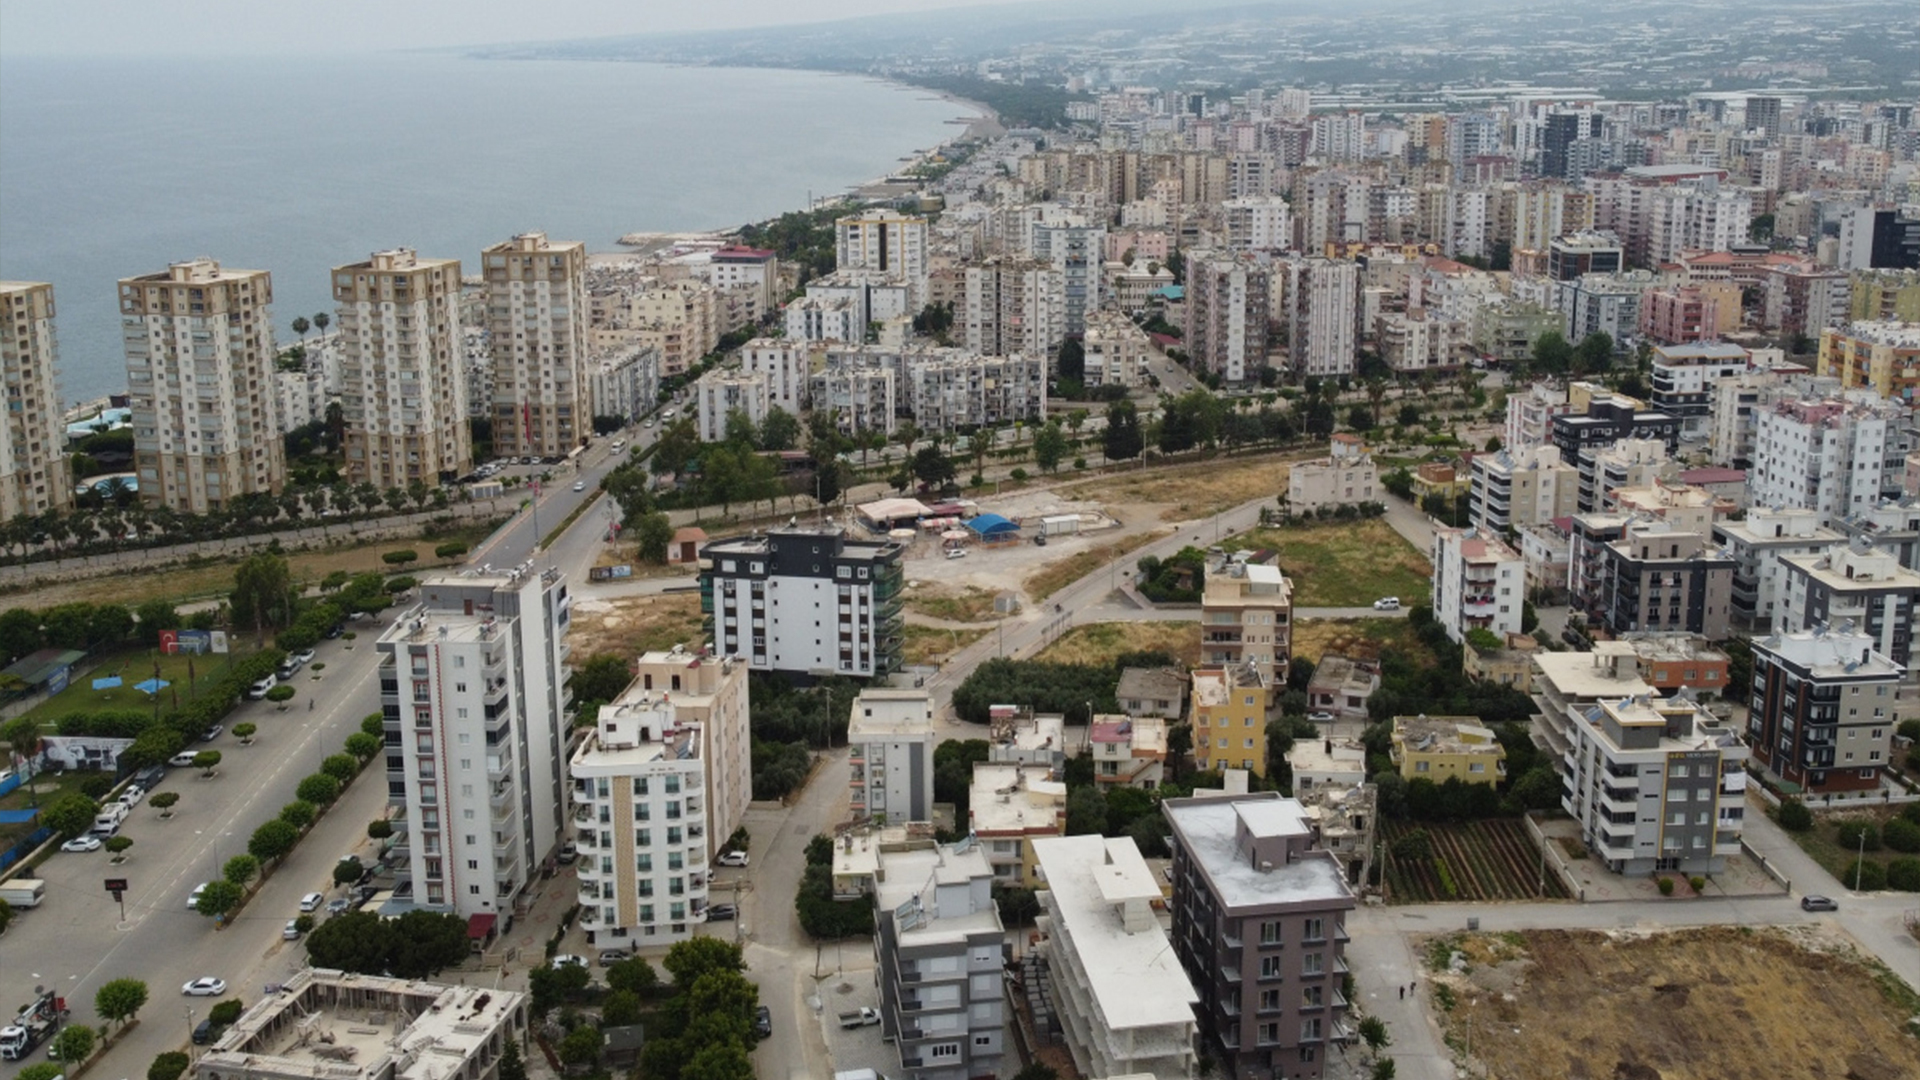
[1801,894,1839,912]
[324,624,344,639]
[754,1005,772,1039]
[133,764,166,791]
[706,903,737,922]
[193,1019,215,1045]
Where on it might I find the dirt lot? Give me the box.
[1034,621,1201,668]
[1422,926,1920,1080]
[899,487,1172,608]
[1226,519,1431,608]
[566,591,707,661]
[1289,618,1434,667]
[905,584,1008,623]
[1060,451,1307,521]
[902,623,989,667]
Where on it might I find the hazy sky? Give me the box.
[0,0,1026,55]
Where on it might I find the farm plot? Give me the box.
[1382,818,1569,903]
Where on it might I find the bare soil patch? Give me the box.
[906,584,1007,623]
[1034,621,1201,669]
[1423,926,1920,1080]
[1062,452,1300,522]
[902,624,989,667]
[1288,618,1434,667]
[567,592,707,661]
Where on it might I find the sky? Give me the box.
[0,0,1028,55]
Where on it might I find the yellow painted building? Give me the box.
[1390,714,1507,786]
[1818,322,1920,402]
[1190,664,1272,776]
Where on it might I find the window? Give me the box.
[1469,762,1485,773]
[1301,952,1323,976]
[1258,1022,1279,1045]
[928,1043,960,1060]
[1260,956,1283,979]
[1302,985,1323,1007]
[1302,917,1324,941]
[973,1035,993,1047]
[1260,920,1281,944]
[1416,761,1429,772]
[1302,1018,1323,1041]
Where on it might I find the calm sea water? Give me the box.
[0,52,971,405]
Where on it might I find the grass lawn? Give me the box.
[17,645,262,728]
[1777,803,1913,884]
[1224,519,1431,607]
[1035,621,1200,669]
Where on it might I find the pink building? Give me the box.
[1638,285,1721,344]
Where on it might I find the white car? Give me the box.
[572,480,586,492]
[283,920,304,940]
[299,892,325,912]
[552,954,588,969]
[291,648,316,665]
[246,675,277,700]
[117,786,145,807]
[61,836,102,853]
[182,978,227,997]
[1372,596,1401,610]
[716,850,750,868]
[945,548,967,560]
[188,882,209,909]
[169,751,200,767]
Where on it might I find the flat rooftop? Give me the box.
[970,763,1066,834]
[198,968,524,1080]
[1533,646,1655,700]
[874,841,1002,943]
[1163,797,1352,911]
[1033,835,1198,1031]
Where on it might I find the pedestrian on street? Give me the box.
[1409,980,1416,995]
[1398,985,1405,1000]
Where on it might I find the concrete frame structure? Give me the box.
[1389,714,1508,786]
[1713,506,1844,630]
[1749,628,1907,797]
[1191,664,1274,777]
[1431,525,1525,645]
[1286,434,1377,515]
[700,526,906,679]
[849,689,937,824]
[1200,560,1293,685]
[871,839,1007,1080]
[1779,538,1920,667]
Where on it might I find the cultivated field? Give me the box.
[1381,818,1569,902]
[1422,927,1920,1080]
[1225,519,1431,608]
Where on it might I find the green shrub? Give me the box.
[1837,819,1882,852]
[148,1051,191,1080]
[1883,816,1920,853]
[1688,875,1706,892]
[265,685,295,703]
[1886,858,1920,892]
[1656,876,1675,896]
[1845,858,1887,892]
[1776,797,1813,831]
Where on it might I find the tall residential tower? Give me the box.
[484,233,588,459]
[334,249,471,489]
[0,282,68,521]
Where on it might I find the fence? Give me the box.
[1740,839,1792,893]
[1522,811,1583,900]
[0,826,54,873]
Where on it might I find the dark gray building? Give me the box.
[871,839,1007,1080]
[700,526,904,680]
[1163,793,1356,1080]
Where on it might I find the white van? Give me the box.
[90,804,129,837]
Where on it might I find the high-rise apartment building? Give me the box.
[693,370,769,444]
[1780,538,1920,667]
[0,281,68,521]
[1712,506,1844,630]
[1281,256,1358,378]
[484,233,588,459]
[836,210,929,306]
[1162,793,1355,1080]
[378,567,571,918]
[1817,321,1920,403]
[1749,628,1906,797]
[700,526,906,679]
[1200,561,1293,684]
[120,258,283,512]
[333,249,470,489]
[1469,445,1580,537]
[1030,221,1105,337]
[1191,664,1273,776]
[1546,231,1623,281]
[1188,256,1271,383]
[1748,395,1914,526]
[569,646,750,947]
[962,257,1065,359]
[872,839,1007,1080]
[1431,525,1526,644]
[1222,196,1294,252]
[848,689,936,823]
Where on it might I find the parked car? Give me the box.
[323,624,345,639]
[1307,712,1335,723]
[169,751,200,767]
[1801,894,1839,912]
[557,841,578,864]
[61,836,102,853]
[716,850,749,868]
[1372,596,1401,610]
[552,955,588,969]
[117,786,144,807]
[597,949,632,966]
[837,1007,882,1029]
[187,883,209,909]
[199,724,223,743]
[755,1005,772,1039]
[246,676,277,700]
[326,897,352,916]
[283,920,303,940]
[292,648,316,665]
[571,480,586,492]
[706,903,737,922]
[192,1019,215,1045]
[182,978,227,997]
[945,548,967,560]
[299,892,325,912]
[278,658,302,680]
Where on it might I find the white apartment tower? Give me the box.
[1283,256,1359,378]
[120,258,284,512]
[848,689,937,823]
[1749,396,1914,525]
[0,281,69,520]
[694,370,771,444]
[378,568,571,918]
[740,338,810,414]
[1222,196,1294,252]
[1189,256,1271,383]
[963,257,1065,359]
[484,233,588,459]
[334,249,471,490]
[569,647,750,947]
[1431,525,1526,644]
[836,210,929,307]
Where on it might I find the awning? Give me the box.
[467,913,498,940]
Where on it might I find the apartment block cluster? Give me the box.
[833,675,1357,1080]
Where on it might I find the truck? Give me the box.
[0,879,46,909]
[0,991,67,1060]
[837,1007,883,1029]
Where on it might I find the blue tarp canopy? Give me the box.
[92,676,123,690]
[133,678,170,695]
[0,809,40,824]
[965,513,1019,538]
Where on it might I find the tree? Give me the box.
[1103,399,1143,461]
[387,910,472,978]
[223,854,260,887]
[911,445,955,489]
[497,1039,528,1080]
[683,1043,753,1080]
[1013,1064,1061,1080]
[105,836,133,860]
[1776,797,1812,831]
[367,818,394,840]
[43,792,100,837]
[1065,785,1108,836]
[94,978,149,1031]
[1530,330,1573,376]
[1034,421,1068,473]
[600,989,643,1027]
[558,1025,603,1070]
[53,1024,95,1066]
[1056,337,1085,383]
[362,713,386,738]
[1359,1015,1391,1054]
[194,879,242,919]
[321,753,359,783]
[148,792,179,818]
[148,1052,191,1080]
[606,957,660,995]
[334,855,364,886]
[299,773,342,805]
[305,911,395,973]
[17,1064,63,1080]
[232,722,257,743]
[1574,331,1614,374]
[1371,1058,1398,1080]
[279,800,317,830]
[291,316,310,340]
[572,653,632,707]
[345,731,382,760]
[758,406,801,452]
[663,936,745,990]
[636,510,674,564]
[230,552,294,643]
[194,750,222,776]
[1391,829,1433,861]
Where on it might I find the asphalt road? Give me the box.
[0,631,385,1079]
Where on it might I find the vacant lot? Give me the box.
[1782,804,1917,888]
[1381,818,1568,902]
[1422,926,1920,1080]
[1290,617,1434,668]
[906,584,1007,623]
[1024,530,1167,601]
[0,518,506,611]
[902,624,989,668]
[1034,621,1201,669]
[1226,519,1430,607]
[567,591,706,661]
[1067,452,1301,521]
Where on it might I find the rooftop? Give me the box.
[969,763,1066,835]
[1033,835,1199,1031]
[1117,666,1189,701]
[1391,715,1503,756]
[849,689,935,740]
[1163,796,1353,910]
[1756,628,1905,680]
[1533,645,1657,700]
[197,969,524,1080]
[873,841,1002,944]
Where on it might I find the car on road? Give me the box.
[117,786,145,807]
[754,1005,772,1039]
[557,841,577,864]
[1373,596,1401,610]
[326,897,352,916]
[300,892,325,912]
[571,480,586,492]
[324,623,344,639]
[1307,712,1335,723]
[284,920,304,940]
[1033,534,1047,545]
[246,675,278,699]
[200,724,223,742]
[182,978,227,997]
[169,751,200,767]
[61,836,102,853]
[187,883,209,909]
[192,1018,215,1044]
[705,903,737,921]
[716,850,749,868]
[552,955,587,969]
[1801,894,1839,912]
[596,949,632,966]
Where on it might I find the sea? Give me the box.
[0,52,975,406]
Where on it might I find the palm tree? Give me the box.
[291,316,310,341]
[1365,377,1389,428]
[312,312,330,339]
